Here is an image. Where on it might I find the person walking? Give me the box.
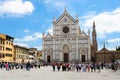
[57,63,61,71]
[26,61,31,71]
[52,62,56,72]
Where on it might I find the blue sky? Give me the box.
[0,0,120,50]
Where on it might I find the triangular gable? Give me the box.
[56,11,76,25]
[80,31,88,37]
[100,48,109,51]
[44,33,53,39]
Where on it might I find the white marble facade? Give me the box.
[42,9,91,63]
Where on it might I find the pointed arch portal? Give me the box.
[64,53,68,62]
[80,48,88,62]
[82,55,85,62]
[63,44,69,62]
[47,55,51,63]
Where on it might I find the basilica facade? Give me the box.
[42,9,97,63]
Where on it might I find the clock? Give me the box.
[63,27,69,33]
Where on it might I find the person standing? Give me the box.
[62,63,65,71]
[5,62,9,70]
[76,63,79,72]
[57,63,61,71]
[26,61,31,71]
[101,62,104,69]
[97,63,101,73]
[38,63,40,68]
[52,62,56,71]
[0,63,2,69]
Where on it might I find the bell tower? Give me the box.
[92,21,98,50]
[91,21,98,62]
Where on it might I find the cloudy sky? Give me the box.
[0,0,120,50]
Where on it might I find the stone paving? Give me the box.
[0,66,120,80]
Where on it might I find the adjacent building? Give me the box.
[96,46,120,63]
[0,34,41,63]
[37,50,42,62]
[29,48,38,63]
[14,45,29,63]
[0,34,14,62]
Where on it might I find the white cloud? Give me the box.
[0,0,34,16]
[83,8,120,38]
[54,1,66,9]
[107,38,120,43]
[34,46,42,50]
[107,48,116,50]
[24,29,30,33]
[15,32,42,42]
[44,0,50,4]
[43,0,66,11]
[34,32,42,39]
[87,5,96,9]
[80,11,96,19]
[97,33,106,38]
[14,42,28,47]
[46,27,53,35]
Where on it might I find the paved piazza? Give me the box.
[0,66,120,80]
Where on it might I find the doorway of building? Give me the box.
[64,53,68,62]
[82,55,85,62]
[47,55,51,63]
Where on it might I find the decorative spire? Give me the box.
[88,29,90,34]
[75,14,79,23]
[53,16,56,24]
[116,46,118,50]
[76,14,78,20]
[76,14,78,19]
[93,20,96,28]
[93,20,96,32]
[53,16,56,21]
[64,7,67,13]
[42,32,45,38]
[103,41,105,49]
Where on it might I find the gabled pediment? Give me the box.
[100,48,109,51]
[56,10,76,25]
[44,33,53,39]
[80,31,88,37]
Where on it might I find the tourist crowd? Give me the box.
[0,62,41,71]
[51,62,120,72]
[0,61,119,72]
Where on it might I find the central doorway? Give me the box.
[64,53,68,62]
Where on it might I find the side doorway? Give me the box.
[64,53,68,62]
[81,55,85,62]
[47,55,51,63]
